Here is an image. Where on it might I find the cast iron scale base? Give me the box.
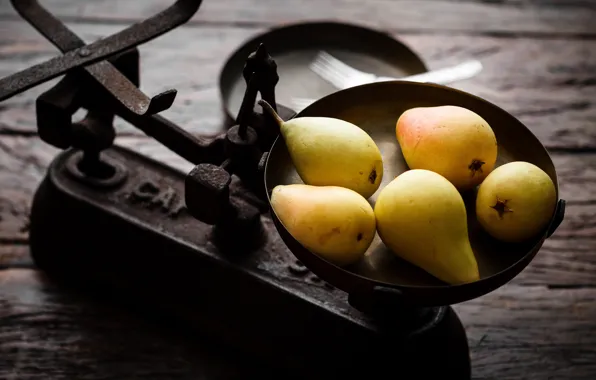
[1,1,471,378]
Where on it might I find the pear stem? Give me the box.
[258,99,284,128]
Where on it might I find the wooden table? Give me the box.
[1,1,595,379]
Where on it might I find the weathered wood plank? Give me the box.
[1,21,595,149]
[0,137,57,243]
[2,237,595,287]
[0,136,593,286]
[0,268,594,379]
[1,0,595,35]
[555,153,596,204]
[0,245,30,269]
[453,284,596,380]
[517,239,596,287]
[3,237,594,287]
[0,268,285,380]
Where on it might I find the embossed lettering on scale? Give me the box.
[127,179,186,217]
[127,179,333,290]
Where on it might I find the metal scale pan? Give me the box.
[264,80,566,307]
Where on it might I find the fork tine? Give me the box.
[315,53,357,87]
[310,56,352,88]
[319,51,377,83]
[310,60,348,89]
[310,51,376,89]
[317,51,363,79]
[312,52,362,88]
[310,53,344,78]
[290,97,315,112]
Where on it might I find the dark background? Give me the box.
[1,1,595,379]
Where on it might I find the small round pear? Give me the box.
[260,100,383,199]
[475,161,557,243]
[396,105,497,191]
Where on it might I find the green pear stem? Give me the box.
[258,99,284,128]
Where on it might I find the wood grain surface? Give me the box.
[2,0,595,35]
[1,0,595,379]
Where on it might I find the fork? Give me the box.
[291,51,483,111]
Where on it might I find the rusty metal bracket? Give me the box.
[0,0,203,116]
[0,0,218,174]
[182,44,285,245]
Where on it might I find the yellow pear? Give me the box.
[260,100,383,199]
[270,184,376,266]
[374,169,479,285]
[475,161,557,243]
[396,105,498,191]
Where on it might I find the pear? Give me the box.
[260,100,383,199]
[270,184,376,266]
[396,105,498,191]
[475,161,557,243]
[374,169,479,285]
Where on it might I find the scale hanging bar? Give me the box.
[0,0,203,117]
